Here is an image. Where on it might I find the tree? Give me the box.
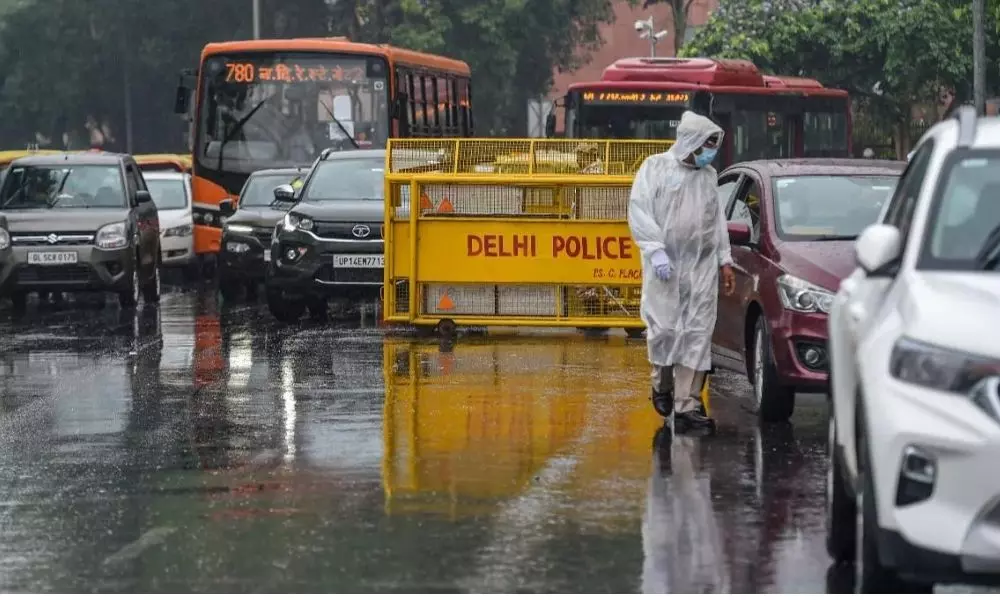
[681,0,994,156]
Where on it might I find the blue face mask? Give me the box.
[694,147,717,168]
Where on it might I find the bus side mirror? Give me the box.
[174,70,195,115]
[545,113,556,138]
[174,86,189,115]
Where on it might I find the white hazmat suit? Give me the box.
[628,111,733,416]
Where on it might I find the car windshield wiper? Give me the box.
[216,94,275,172]
[318,99,359,150]
[808,234,857,241]
[974,223,1000,270]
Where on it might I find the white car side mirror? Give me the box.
[856,224,902,275]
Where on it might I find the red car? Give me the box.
[711,159,905,422]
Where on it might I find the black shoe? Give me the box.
[651,387,672,417]
[674,410,715,435]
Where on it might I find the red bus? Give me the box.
[173,38,472,263]
[551,57,851,168]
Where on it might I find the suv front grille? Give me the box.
[251,226,273,246]
[312,221,381,240]
[18,265,93,283]
[11,232,95,247]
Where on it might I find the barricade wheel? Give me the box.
[437,319,457,339]
[625,327,645,339]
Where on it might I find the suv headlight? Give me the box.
[224,224,253,235]
[283,212,313,232]
[95,221,128,250]
[0,228,9,251]
[163,224,193,237]
[889,337,1000,394]
[777,274,834,314]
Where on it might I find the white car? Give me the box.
[144,171,195,272]
[827,106,1000,592]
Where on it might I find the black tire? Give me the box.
[749,317,796,422]
[245,281,259,302]
[625,327,645,339]
[307,296,328,321]
[855,410,933,593]
[183,261,200,282]
[826,411,856,562]
[141,257,161,304]
[267,288,305,323]
[201,255,217,279]
[219,277,243,303]
[119,264,140,309]
[10,292,27,314]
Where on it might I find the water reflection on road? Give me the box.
[0,290,834,592]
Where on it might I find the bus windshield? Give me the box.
[197,52,390,174]
[575,103,687,140]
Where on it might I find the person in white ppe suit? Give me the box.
[627,111,736,432]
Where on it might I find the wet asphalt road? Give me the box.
[0,284,890,592]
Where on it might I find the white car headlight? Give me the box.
[0,228,9,251]
[95,221,128,250]
[283,212,313,232]
[776,274,834,314]
[890,337,1000,394]
[163,224,193,237]
[225,224,254,235]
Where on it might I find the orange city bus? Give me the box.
[551,57,852,168]
[174,38,473,261]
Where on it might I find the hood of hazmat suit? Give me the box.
[627,111,733,370]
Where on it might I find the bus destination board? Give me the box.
[581,91,691,106]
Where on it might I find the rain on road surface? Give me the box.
[1,284,842,593]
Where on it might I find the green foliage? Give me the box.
[682,0,998,128]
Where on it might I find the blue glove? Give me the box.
[650,249,672,281]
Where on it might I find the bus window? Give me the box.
[731,110,793,162]
[804,111,848,158]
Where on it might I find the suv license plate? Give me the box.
[27,251,78,265]
[263,249,271,262]
[333,254,383,268]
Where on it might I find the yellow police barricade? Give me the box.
[382,138,674,335]
[381,337,662,519]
